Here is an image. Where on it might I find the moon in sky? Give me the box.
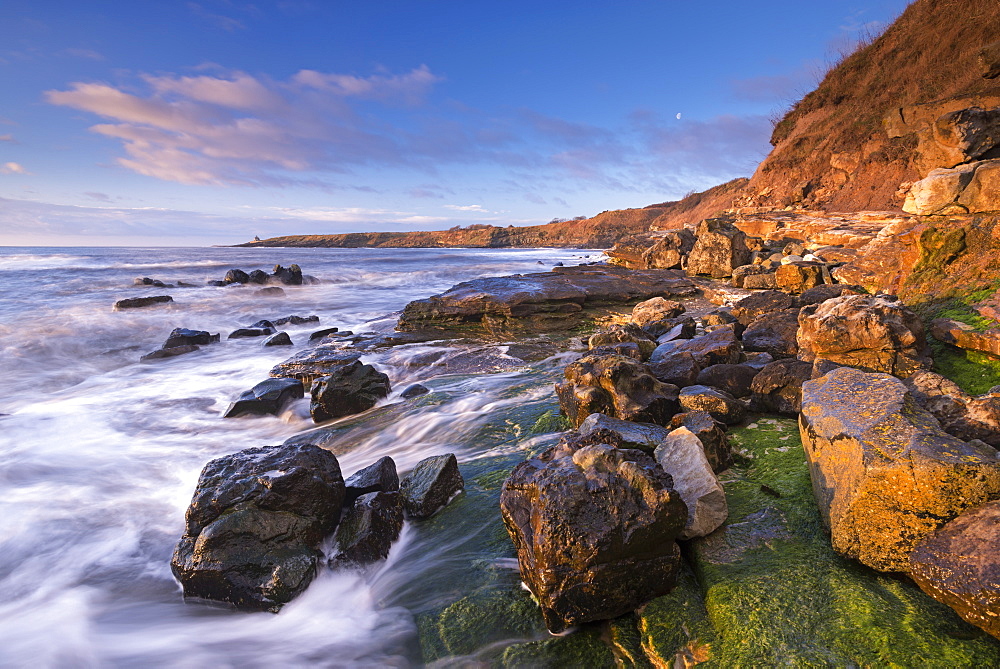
[676,113,682,120]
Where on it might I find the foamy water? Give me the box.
[0,246,594,667]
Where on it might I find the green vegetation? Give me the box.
[931,340,1000,395]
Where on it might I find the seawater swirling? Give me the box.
[0,246,596,668]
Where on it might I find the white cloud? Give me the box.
[444,204,487,212]
[1,162,27,174]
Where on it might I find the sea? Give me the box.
[0,245,598,668]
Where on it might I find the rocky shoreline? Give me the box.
[159,214,1000,665]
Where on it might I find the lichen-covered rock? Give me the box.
[500,441,687,633]
[679,385,745,425]
[170,443,345,611]
[742,308,801,358]
[330,491,403,565]
[799,367,1000,571]
[310,361,391,423]
[556,354,680,427]
[686,218,752,278]
[223,377,304,418]
[797,294,930,377]
[400,453,464,519]
[775,262,826,294]
[909,500,1000,640]
[696,363,758,398]
[654,427,728,539]
[749,359,813,415]
[731,264,775,289]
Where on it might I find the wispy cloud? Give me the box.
[187,2,246,31]
[64,48,105,61]
[444,204,487,212]
[0,134,13,142]
[83,191,112,202]
[1,162,28,174]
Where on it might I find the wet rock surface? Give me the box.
[344,456,400,504]
[170,443,345,611]
[750,358,813,415]
[678,385,746,425]
[556,354,680,427]
[223,377,304,418]
[799,366,1000,571]
[269,345,362,390]
[114,295,173,310]
[164,328,220,348]
[399,453,464,519]
[310,361,391,423]
[330,491,404,565]
[500,440,687,633]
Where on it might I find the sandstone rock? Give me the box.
[797,283,864,306]
[959,159,1000,213]
[500,442,687,633]
[775,262,825,294]
[344,455,399,504]
[731,291,795,326]
[399,453,464,519]
[686,218,752,278]
[330,491,403,565]
[310,361,391,423]
[742,308,801,358]
[650,325,742,368]
[930,318,1000,357]
[903,165,976,215]
[695,363,757,398]
[578,413,669,454]
[556,354,680,427]
[799,367,1000,572]
[670,411,732,472]
[935,108,1000,163]
[170,443,345,611]
[590,343,643,360]
[701,308,739,329]
[909,500,1000,639]
[270,346,361,390]
[164,328,220,349]
[589,323,656,360]
[139,344,199,362]
[114,295,173,310]
[797,294,930,377]
[743,351,775,370]
[749,358,813,415]
[631,296,685,326]
[648,352,700,388]
[743,271,779,290]
[223,377,304,418]
[678,385,745,425]
[642,229,696,269]
[731,264,774,288]
[979,41,1000,79]
[654,427,727,539]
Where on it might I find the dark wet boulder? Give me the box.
[308,327,341,341]
[799,367,1000,571]
[273,264,303,286]
[250,319,276,330]
[330,491,404,566]
[139,344,199,362]
[731,290,796,326]
[588,323,656,360]
[255,287,286,297]
[263,332,292,346]
[399,453,464,519]
[500,441,687,633]
[114,295,173,310]
[555,354,680,427]
[400,383,430,398]
[223,377,304,418]
[909,500,1000,640]
[224,269,250,284]
[310,361,391,423]
[270,345,361,390]
[577,412,670,454]
[228,327,275,339]
[344,456,399,504]
[696,363,758,398]
[670,410,732,472]
[164,328,219,349]
[741,308,801,358]
[749,358,813,415]
[678,385,745,425]
[650,325,742,369]
[248,269,269,284]
[797,294,930,377]
[648,352,700,388]
[170,443,345,611]
[651,316,697,342]
[273,314,320,326]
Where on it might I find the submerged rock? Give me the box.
[114,295,173,310]
[170,443,345,611]
[310,361,391,423]
[799,367,1000,571]
[263,331,293,346]
[139,344,199,362]
[500,441,687,633]
[223,377,304,418]
[164,328,220,349]
[399,453,464,519]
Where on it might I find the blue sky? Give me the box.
[0,0,911,246]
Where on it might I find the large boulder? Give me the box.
[695,363,757,398]
[272,263,303,285]
[742,308,801,358]
[909,500,1000,640]
[344,456,399,504]
[170,443,345,611]
[310,361,391,423]
[686,218,751,278]
[500,441,687,633]
[930,318,1000,357]
[588,323,656,360]
[653,427,728,539]
[797,294,930,377]
[642,229,696,269]
[223,377,305,418]
[164,328,219,348]
[903,165,977,215]
[399,453,464,519]
[556,354,679,427]
[577,413,669,454]
[330,491,404,565]
[799,367,1000,571]
[749,359,813,415]
[678,385,745,425]
[775,262,825,294]
[631,297,685,327]
[648,351,700,388]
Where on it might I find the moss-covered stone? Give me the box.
[635,564,715,667]
[680,416,1000,667]
[500,625,615,668]
[437,586,547,657]
[529,409,572,434]
[608,615,653,669]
